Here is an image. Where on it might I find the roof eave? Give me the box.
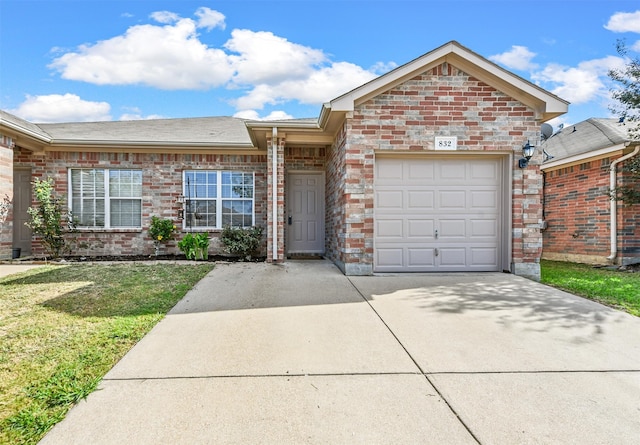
[541,143,628,171]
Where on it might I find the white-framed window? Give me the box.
[183,170,254,229]
[70,169,142,228]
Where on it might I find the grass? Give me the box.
[541,260,640,317]
[0,263,214,445]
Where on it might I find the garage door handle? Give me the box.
[435,248,439,257]
[435,229,438,239]
[288,215,292,225]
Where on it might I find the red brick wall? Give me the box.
[325,125,347,269]
[543,156,640,265]
[332,62,541,275]
[14,147,268,258]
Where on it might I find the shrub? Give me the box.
[178,232,209,260]
[148,216,176,243]
[26,178,76,259]
[219,226,263,259]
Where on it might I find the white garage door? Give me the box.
[374,157,503,272]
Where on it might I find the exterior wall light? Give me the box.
[518,141,535,168]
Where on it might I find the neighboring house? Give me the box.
[0,41,568,280]
[541,118,640,266]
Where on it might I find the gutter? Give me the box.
[607,145,640,261]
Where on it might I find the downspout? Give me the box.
[607,145,640,261]
[272,126,278,261]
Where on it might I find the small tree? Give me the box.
[608,39,640,205]
[26,177,75,258]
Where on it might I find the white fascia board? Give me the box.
[541,143,626,170]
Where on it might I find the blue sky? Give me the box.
[1,0,639,131]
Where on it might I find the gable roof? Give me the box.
[541,118,633,170]
[320,40,568,132]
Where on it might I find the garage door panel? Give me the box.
[471,247,498,266]
[439,248,466,267]
[439,219,466,238]
[376,190,404,209]
[408,248,435,268]
[375,157,502,272]
[439,190,466,208]
[471,161,499,181]
[470,219,498,237]
[376,219,404,238]
[408,190,435,209]
[439,162,467,180]
[407,219,435,238]
[376,248,404,269]
[407,162,435,181]
[471,189,498,209]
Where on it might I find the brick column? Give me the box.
[512,150,543,281]
[0,134,14,259]
[266,132,285,262]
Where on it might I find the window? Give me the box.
[70,169,142,228]
[183,171,254,229]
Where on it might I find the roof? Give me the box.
[323,40,569,127]
[38,116,253,147]
[541,118,633,169]
[0,109,52,143]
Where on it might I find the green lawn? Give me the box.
[0,263,214,445]
[541,260,640,317]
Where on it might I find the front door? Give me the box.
[287,173,324,254]
[13,168,32,255]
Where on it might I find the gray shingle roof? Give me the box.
[38,116,253,146]
[542,118,631,163]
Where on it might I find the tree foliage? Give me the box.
[608,40,640,205]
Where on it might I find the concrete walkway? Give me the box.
[0,263,45,279]
[40,260,640,444]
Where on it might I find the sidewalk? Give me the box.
[39,260,640,444]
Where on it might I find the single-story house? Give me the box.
[0,41,569,280]
[541,118,640,266]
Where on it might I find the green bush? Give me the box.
[148,216,176,243]
[178,232,209,260]
[220,226,263,259]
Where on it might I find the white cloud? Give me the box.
[195,7,225,31]
[632,40,640,52]
[10,94,111,123]
[149,10,180,24]
[531,56,625,104]
[604,10,640,33]
[233,109,294,120]
[49,13,234,90]
[45,7,388,119]
[489,45,538,71]
[225,29,327,85]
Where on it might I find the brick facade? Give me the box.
[14,146,268,258]
[0,135,14,258]
[543,155,640,265]
[330,62,542,277]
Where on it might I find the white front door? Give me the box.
[287,173,324,254]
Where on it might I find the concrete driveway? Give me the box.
[40,260,640,444]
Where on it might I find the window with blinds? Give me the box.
[70,169,142,228]
[183,171,254,229]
